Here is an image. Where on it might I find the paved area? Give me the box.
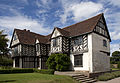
[55,71,82,76]
[95,77,120,83]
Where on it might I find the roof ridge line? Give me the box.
[62,13,103,30]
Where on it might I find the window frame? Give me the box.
[103,39,107,47]
[74,54,83,67]
[14,46,18,55]
[53,38,58,47]
[74,36,83,45]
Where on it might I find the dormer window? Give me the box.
[53,38,58,47]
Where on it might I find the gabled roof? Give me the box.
[62,13,102,37]
[10,13,111,47]
[51,27,70,37]
[10,29,50,47]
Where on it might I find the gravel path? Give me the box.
[95,77,120,83]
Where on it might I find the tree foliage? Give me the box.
[111,51,120,65]
[0,56,13,66]
[46,53,70,71]
[112,51,120,57]
[0,30,9,55]
[0,30,12,66]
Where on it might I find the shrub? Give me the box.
[98,71,120,81]
[117,62,120,68]
[34,69,54,75]
[0,56,13,66]
[111,71,120,77]
[0,68,34,74]
[46,54,56,70]
[110,64,115,68]
[46,53,70,71]
[98,73,115,81]
[1,66,12,69]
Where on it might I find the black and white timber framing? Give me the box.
[10,13,111,73]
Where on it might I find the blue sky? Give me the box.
[0,0,120,54]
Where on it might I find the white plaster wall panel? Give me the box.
[74,52,89,71]
[36,39,39,43]
[19,58,22,68]
[13,59,15,68]
[87,34,93,73]
[51,29,61,38]
[70,54,74,70]
[18,45,21,54]
[70,34,93,72]
[38,58,41,69]
[19,45,21,53]
[11,32,20,46]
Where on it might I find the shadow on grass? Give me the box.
[0,80,16,83]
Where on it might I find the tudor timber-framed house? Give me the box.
[10,13,111,73]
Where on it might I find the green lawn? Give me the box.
[111,68,120,70]
[0,73,78,83]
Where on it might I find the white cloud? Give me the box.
[0,15,52,34]
[36,0,52,9]
[41,0,50,5]
[109,0,120,7]
[59,1,103,24]
[110,31,120,40]
[16,0,29,5]
[0,3,52,42]
[98,0,120,7]
[71,2,103,22]
[110,43,120,54]
[38,10,47,14]
[105,12,120,40]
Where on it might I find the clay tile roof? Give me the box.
[12,13,104,46]
[15,29,49,45]
[62,13,102,37]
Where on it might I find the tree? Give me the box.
[0,30,12,66]
[46,53,70,71]
[112,51,120,57]
[0,30,9,55]
[110,51,120,64]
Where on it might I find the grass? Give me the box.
[111,68,120,70]
[0,73,79,83]
[98,71,120,81]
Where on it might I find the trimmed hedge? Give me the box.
[0,68,54,74]
[0,68,34,74]
[98,71,120,81]
[0,66,12,69]
[34,69,54,75]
